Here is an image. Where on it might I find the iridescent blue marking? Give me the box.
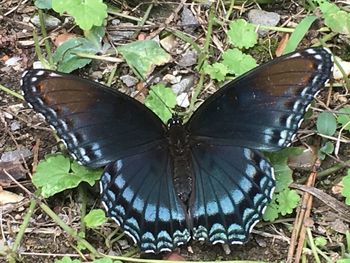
[206,201,219,216]
[145,203,156,221]
[122,186,134,202]
[114,175,125,189]
[133,196,144,213]
[158,206,170,221]
[232,189,244,203]
[219,196,234,214]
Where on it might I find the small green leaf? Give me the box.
[341,170,350,205]
[52,0,107,30]
[203,62,228,81]
[53,37,100,73]
[227,19,257,49]
[34,0,52,9]
[84,209,107,228]
[32,154,102,198]
[317,112,337,136]
[263,197,279,221]
[145,84,176,123]
[55,256,81,263]
[315,236,327,247]
[222,48,257,76]
[276,189,301,216]
[337,106,350,131]
[283,16,318,54]
[318,141,334,160]
[118,40,171,79]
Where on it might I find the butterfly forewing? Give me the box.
[21,69,167,167]
[187,47,333,151]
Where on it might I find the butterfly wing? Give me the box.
[189,143,275,243]
[100,145,190,253]
[187,47,333,151]
[21,69,167,167]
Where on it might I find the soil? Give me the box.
[1,1,349,263]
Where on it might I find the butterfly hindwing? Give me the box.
[100,145,190,253]
[187,47,333,151]
[189,143,275,244]
[21,69,166,167]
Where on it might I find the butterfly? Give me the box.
[21,47,333,253]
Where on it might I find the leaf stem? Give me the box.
[0,84,23,100]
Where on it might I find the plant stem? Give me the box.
[38,9,54,66]
[306,228,321,263]
[188,3,215,116]
[39,202,100,256]
[0,84,23,100]
[11,199,37,253]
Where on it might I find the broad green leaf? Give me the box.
[84,209,107,228]
[34,0,52,9]
[52,0,107,30]
[145,84,176,123]
[222,48,257,76]
[315,236,327,247]
[276,189,301,216]
[118,40,171,79]
[227,19,257,49]
[317,112,337,136]
[203,62,228,81]
[341,170,350,205]
[53,37,99,72]
[337,106,350,131]
[32,154,101,198]
[266,147,303,192]
[283,16,317,54]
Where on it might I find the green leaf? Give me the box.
[317,112,337,136]
[53,37,100,73]
[318,141,334,160]
[32,154,102,198]
[84,209,107,228]
[263,197,279,221]
[55,256,81,263]
[52,0,107,30]
[34,0,52,9]
[341,170,350,205]
[145,84,176,123]
[283,16,318,54]
[337,106,350,131]
[227,19,257,49]
[222,48,257,76]
[203,62,228,81]
[118,40,171,79]
[314,236,327,247]
[276,189,301,216]
[315,0,350,35]
[266,147,303,192]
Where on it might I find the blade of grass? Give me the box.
[283,16,318,54]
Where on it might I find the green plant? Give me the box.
[263,147,303,221]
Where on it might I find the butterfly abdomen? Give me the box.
[167,117,194,205]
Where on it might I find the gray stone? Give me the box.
[247,9,280,36]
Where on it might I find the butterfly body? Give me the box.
[21,47,333,253]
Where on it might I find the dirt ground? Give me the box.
[1,1,349,262]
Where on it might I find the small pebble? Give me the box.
[247,9,280,36]
[120,75,138,87]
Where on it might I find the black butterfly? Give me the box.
[21,47,333,253]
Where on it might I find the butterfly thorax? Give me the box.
[167,116,193,205]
